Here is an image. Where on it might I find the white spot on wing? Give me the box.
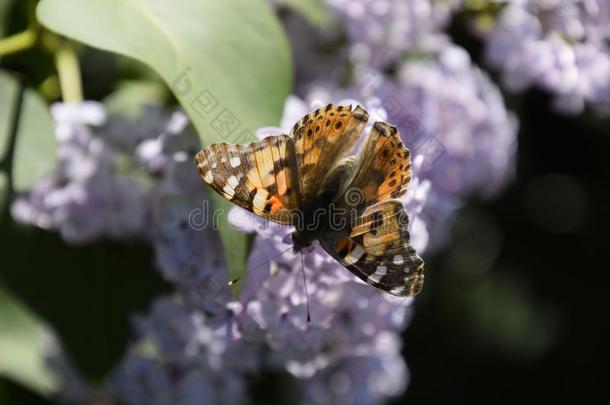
[253,188,268,209]
[367,265,387,284]
[230,157,241,168]
[209,153,218,169]
[345,246,365,265]
[223,184,235,199]
[393,255,404,265]
[390,286,405,296]
[203,171,213,183]
[227,175,239,188]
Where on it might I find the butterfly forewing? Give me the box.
[290,104,368,205]
[195,135,299,224]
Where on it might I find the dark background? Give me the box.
[2,7,609,405]
[402,88,610,404]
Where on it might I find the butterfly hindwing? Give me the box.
[195,135,298,224]
[319,200,424,296]
[290,104,368,205]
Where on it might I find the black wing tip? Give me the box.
[373,121,398,136]
[352,105,369,122]
[194,149,207,164]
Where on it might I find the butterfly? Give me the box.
[195,104,424,296]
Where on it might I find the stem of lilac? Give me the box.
[0,25,38,57]
[55,41,83,103]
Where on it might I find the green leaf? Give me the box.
[0,282,57,396]
[0,71,57,193]
[37,0,293,295]
[12,85,57,192]
[278,0,333,26]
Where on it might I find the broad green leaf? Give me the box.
[0,282,57,396]
[0,70,57,193]
[37,0,293,294]
[12,85,56,192]
[279,0,332,26]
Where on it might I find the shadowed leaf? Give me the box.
[0,282,57,396]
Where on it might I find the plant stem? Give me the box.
[55,41,83,103]
[0,27,38,57]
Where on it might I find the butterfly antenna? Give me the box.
[226,245,293,287]
[228,275,243,286]
[300,251,311,323]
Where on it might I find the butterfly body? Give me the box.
[288,157,350,251]
[196,104,425,297]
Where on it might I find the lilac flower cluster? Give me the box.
[107,297,250,405]
[325,0,462,68]
[11,102,150,243]
[483,0,610,114]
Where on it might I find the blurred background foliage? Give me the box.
[1,0,609,404]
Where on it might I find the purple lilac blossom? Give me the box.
[483,0,610,114]
[108,297,249,405]
[301,331,407,405]
[11,102,151,243]
[142,112,234,313]
[346,36,519,201]
[234,227,413,404]
[325,0,462,68]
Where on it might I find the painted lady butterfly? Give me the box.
[195,104,424,296]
